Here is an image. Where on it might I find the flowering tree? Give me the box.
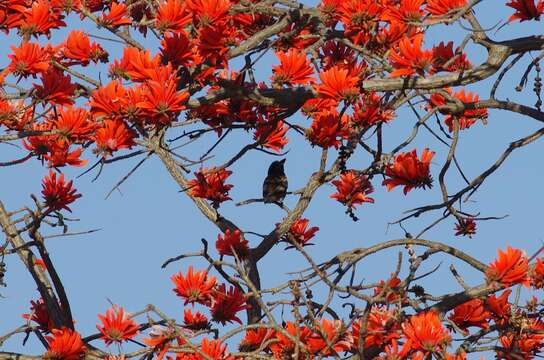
[1,0,544,359]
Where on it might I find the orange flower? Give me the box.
[307,110,347,148]
[114,47,161,82]
[531,258,544,289]
[389,34,433,77]
[41,170,82,212]
[448,299,490,331]
[171,266,217,305]
[253,120,289,152]
[0,99,29,130]
[210,284,248,325]
[185,0,231,27]
[506,0,544,22]
[99,2,132,27]
[155,0,191,32]
[486,246,530,287]
[239,328,275,352]
[34,69,78,107]
[97,305,139,345]
[199,338,232,360]
[187,168,233,208]
[352,306,400,350]
[283,218,319,247]
[142,326,177,360]
[306,319,353,356]
[12,0,66,38]
[315,65,359,102]
[88,81,126,120]
[402,311,451,354]
[382,148,435,194]
[22,298,54,333]
[44,328,86,360]
[52,106,95,144]
[8,42,50,79]
[137,79,189,126]
[183,309,209,330]
[215,229,249,258]
[271,49,315,87]
[330,171,374,208]
[270,321,312,359]
[63,30,108,66]
[498,319,544,359]
[454,217,476,238]
[381,0,425,23]
[44,142,87,168]
[425,0,467,16]
[93,119,136,158]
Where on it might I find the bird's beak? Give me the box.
[279,159,286,164]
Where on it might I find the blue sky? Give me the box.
[1,2,544,358]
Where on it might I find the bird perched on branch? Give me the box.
[262,159,288,206]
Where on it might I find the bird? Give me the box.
[262,159,288,205]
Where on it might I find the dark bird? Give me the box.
[262,159,288,205]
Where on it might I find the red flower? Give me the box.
[34,69,78,106]
[113,47,161,82]
[454,217,477,238]
[382,148,435,194]
[52,106,95,144]
[187,168,233,208]
[315,65,359,102]
[196,25,230,69]
[99,2,131,27]
[160,32,197,69]
[41,170,82,212]
[428,88,488,132]
[448,299,490,331]
[137,79,188,126]
[431,41,471,74]
[22,298,54,333]
[155,0,191,32]
[531,258,544,289]
[331,171,374,208]
[210,284,248,325]
[171,266,217,305]
[389,34,433,77]
[307,110,347,148]
[8,42,50,79]
[307,319,353,356]
[239,328,275,352]
[485,289,512,325]
[93,119,136,157]
[216,229,249,258]
[425,0,467,16]
[271,49,315,87]
[183,309,209,330]
[506,0,544,22]
[44,142,87,168]
[283,218,319,247]
[44,328,86,360]
[402,311,451,355]
[0,99,30,130]
[63,30,108,66]
[253,120,289,152]
[374,275,405,303]
[498,319,544,359]
[351,92,395,128]
[96,305,139,345]
[486,246,530,287]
